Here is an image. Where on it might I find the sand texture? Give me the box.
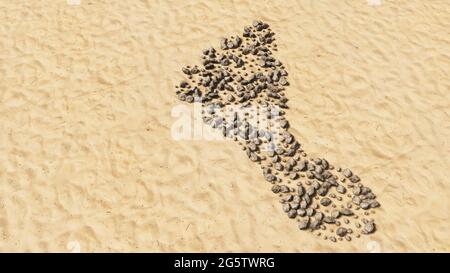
[0,0,449,252]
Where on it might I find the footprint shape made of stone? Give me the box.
[174,20,380,243]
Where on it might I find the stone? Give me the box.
[360,202,370,210]
[271,185,281,193]
[336,185,346,194]
[298,218,309,230]
[349,175,360,183]
[320,197,332,206]
[306,208,315,217]
[297,209,306,217]
[336,227,347,237]
[352,196,362,205]
[340,208,354,216]
[342,169,353,178]
[363,222,376,234]
[331,210,340,219]
[287,209,297,219]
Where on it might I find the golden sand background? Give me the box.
[0,0,449,252]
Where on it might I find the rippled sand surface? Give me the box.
[0,0,449,252]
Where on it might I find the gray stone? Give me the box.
[298,160,307,171]
[323,216,336,224]
[337,185,346,194]
[271,185,281,193]
[320,197,332,206]
[300,200,307,209]
[280,185,290,193]
[352,196,362,205]
[297,209,306,217]
[349,175,361,183]
[306,186,316,196]
[306,208,315,217]
[310,220,321,230]
[279,77,288,86]
[297,185,304,196]
[317,187,328,196]
[342,169,353,178]
[290,202,300,210]
[283,194,293,202]
[314,212,324,222]
[370,200,380,208]
[353,187,361,196]
[271,155,279,163]
[363,222,376,234]
[331,210,341,219]
[360,202,370,210]
[340,208,354,216]
[275,163,283,171]
[315,166,324,174]
[298,218,309,230]
[336,227,347,237]
[287,209,297,219]
[182,67,191,75]
[265,173,276,182]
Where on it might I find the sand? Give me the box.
[0,0,449,252]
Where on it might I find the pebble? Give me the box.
[317,187,328,196]
[297,209,306,217]
[314,212,324,222]
[310,220,321,230]
[298,218,309,230]
[287,209,297,219]
[353,187,361,196]
[360,202,370,210]
[182,67,191,75]
[297,160,307,171]
[280,185,290,193]
[336,185,346,194]
[362,222,375,234]
[300,200,307,209]
[306,186,316,196]
[283,194,293,202]
[349,175,361,183]
[320,197,332,206]
[275,163,283,171]
[271,185,281,193]
[370,200,380,208]
[336,227,347,237]
[352,196,361,205]
[297,185,304,196]
[331,210,340,219]
[342,169,353,178]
